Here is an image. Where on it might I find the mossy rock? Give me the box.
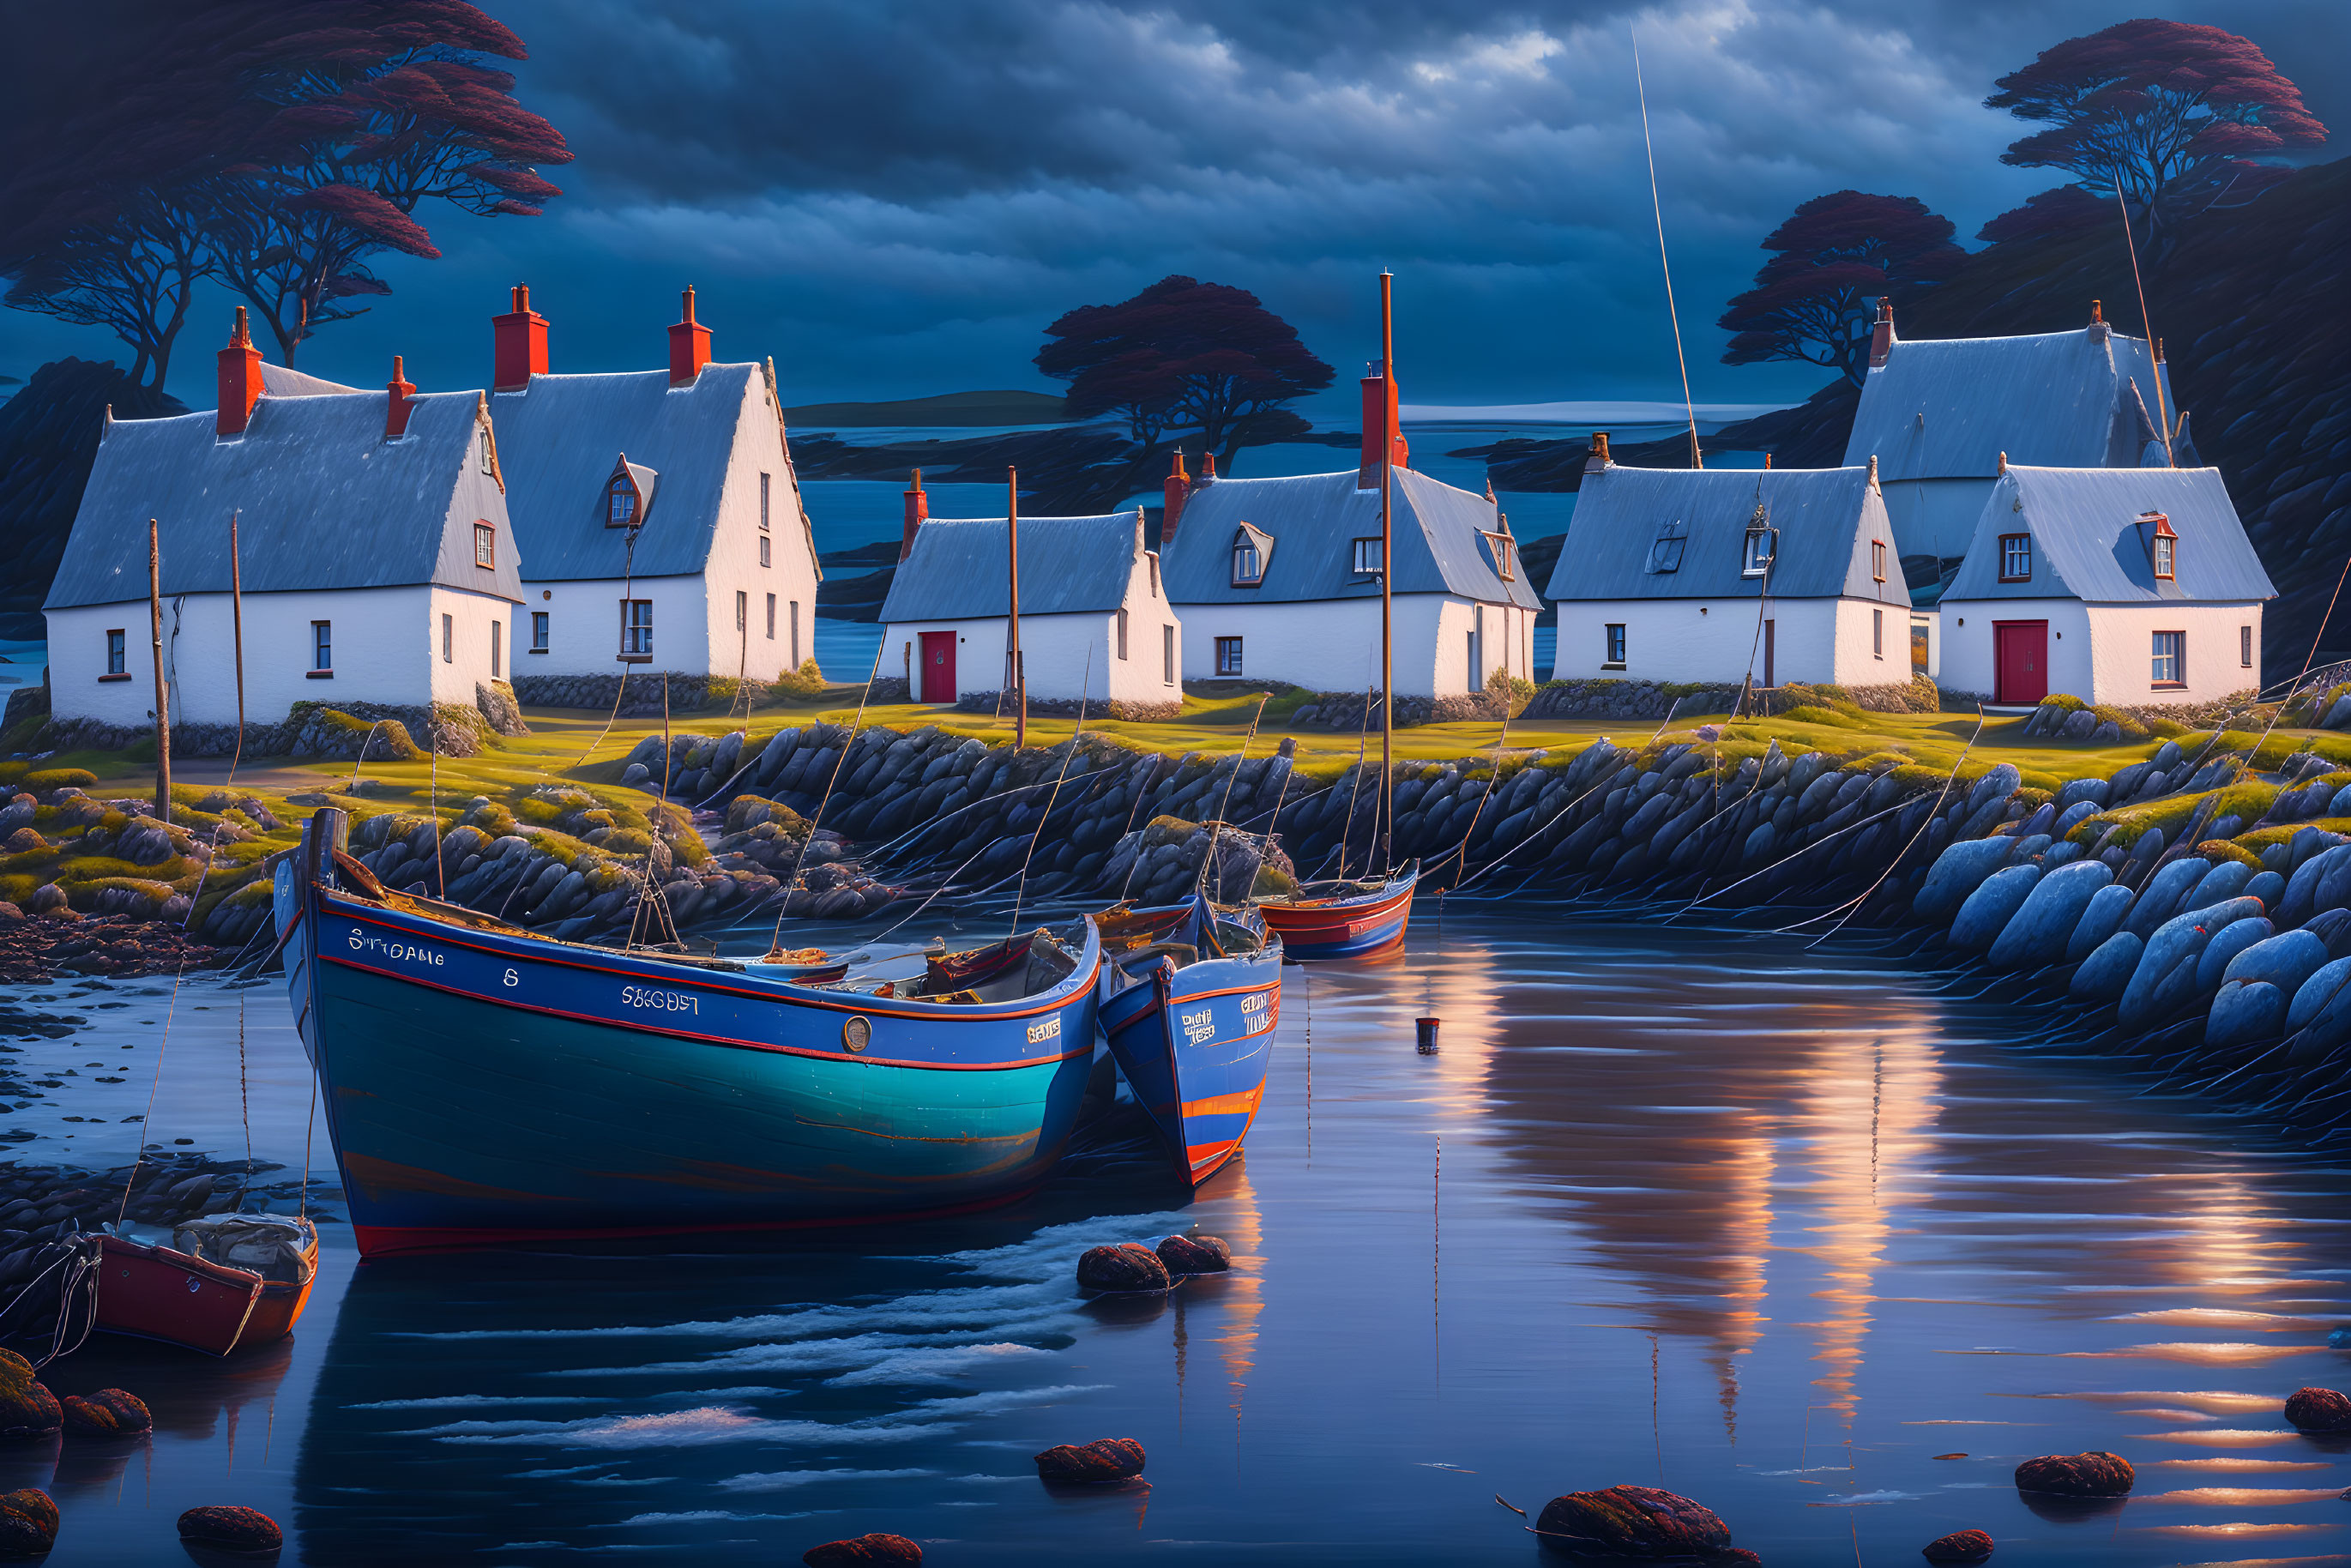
[22,769,98,794]
[2197,840,2261,867]
[1770,704,1871,732]
[2012,786,2054,812]
[2040,692,2089,713]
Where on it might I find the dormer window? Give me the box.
[1999,533,2033,582]
[1482,530,1516,581]
[608,473,639,528]
[1352,537,1384,576]
[1647,519,1687,575]
[1741,524,1773,578]
[2146,511,2177,580]
[1230,523,1272,588]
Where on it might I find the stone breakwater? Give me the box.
[511,672,714,718]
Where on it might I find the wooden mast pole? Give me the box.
[1379,271,1395,871]
[1008,465,1025,749]
[229,510,246,777]
[148,518,171,823]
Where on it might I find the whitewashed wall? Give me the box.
[1934,597,2258,703]
[697,372,823,682]
[1177,593,1522,696]
[880,609,1171,704]
[48,582,509,727]
[1554,596,1913,688]
[522,574,710,678]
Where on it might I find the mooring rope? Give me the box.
[1009,648,1091,935]
[768,636,889,953]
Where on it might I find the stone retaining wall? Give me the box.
[512,672,714,716]
[949,691,1183,723]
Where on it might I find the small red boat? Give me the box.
[1254,862,1420,960]
[94,1216,319,1357]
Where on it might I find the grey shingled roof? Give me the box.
[1944,465,2273,604]
[46,390,521,609]
[259,363,363,397]
[1160,467,1542,609]
[489,364,762,581]
[1542,464,1908,606]
[1844,323,2172,479]
[881,510,1146,622]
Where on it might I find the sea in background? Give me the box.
[3,898,2348,1564]
[802,405,1777,684]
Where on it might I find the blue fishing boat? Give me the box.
[1256,860,1420,960]
[275,809,1102,1257]
[1097,896,1281,1187]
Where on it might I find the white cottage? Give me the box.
[43,310,523,737]
[1157,368,1541,697]
[1546,438,1914,689]
[1846,299,2188,570]
[1938,465,2271,708]
[879,492,1179,716]
[479,286,823,691]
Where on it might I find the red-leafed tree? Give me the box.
[1037,276,1334,470]
[1717,192,1964,387]
[1986,19,2325,250]
[0,0,568,379]
[1975,184,2109,247]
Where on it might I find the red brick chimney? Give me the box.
[493,284,548,392]
[384,354,418,440]
[900,468,928,561]
[1198,450,1217,481]
[1161,449,1191,542]
[1357,360,1408,489]
[1867,299,1896,370]
[1584,431,1613,475]
[669,286,712,385]
[216,306,263,437]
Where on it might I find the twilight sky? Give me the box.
[1,0,2340,415]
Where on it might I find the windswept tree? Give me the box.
[1986,19,2325,250]
[1037,276,1334,470]
[1717,192,1964,387]
[1975,184,2109,248]
[0,0,568,382]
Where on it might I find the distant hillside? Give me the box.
[784,389,1070,428]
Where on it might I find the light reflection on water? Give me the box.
[4,907,2351,1564]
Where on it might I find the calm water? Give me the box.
[6,906,2350,1566]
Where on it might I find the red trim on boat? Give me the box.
[321,952,1094,1072]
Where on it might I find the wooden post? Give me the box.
[1378,272,1395,871]
[228,510,245,777]
[1008,465,1025,748]
[148,518,171,823]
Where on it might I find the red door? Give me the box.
[919,631,956,703]
[1994,620,2048,705]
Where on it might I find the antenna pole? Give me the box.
[148,519,171,823]
[1008,465,1025,749]
[1380,270,1396,871]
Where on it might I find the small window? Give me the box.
[105,630,125,676]
[1163,624,1176,685]
[531,611,549,652]
[2152,630,2184,685]
[1215,636,1244,677]
[1148,555,1160,599]
[474,522,495,568]
[790,600,800,667]
[1231,534,1262,587]
[2147,512,2177,580]
[2241,624,2252,667]
[479,431,493,476]
[1998,533,2032,582]
[735,590,747,632]
[766,594,776,640]
[758,535,771,568]
[1741,526,1773,579]
[607,473,638,528]
[491,618,502,678]
[760,472,771,533]
[313,621,332,672]
[1872,539,1887,582]
[1117,607,1129,661]
[1647,521,1685,574]
[1872,606,1884,658]
[621,599,653,660]
[1603,624,1626,667]
[1483,531,1516,581]
[442,612,453,664]
[1352,537,1384,576]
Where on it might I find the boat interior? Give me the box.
[1097,896,1273,983]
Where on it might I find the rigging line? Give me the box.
[768,634,889,955]
[1114,753,1169,903]
[1632,28,1702,471]
[1336,661,1378,882]
[299,1058,316,1223]
[430,715,443,899]
[1795,707,1988,946]
[1444,699,1515,889]
[1203,695,1270,901]
[1009,647,1093,937]
[2114,184,2174,467]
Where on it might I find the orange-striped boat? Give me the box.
[1254,861,1419,960]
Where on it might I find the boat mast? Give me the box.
[1008,465,1025,748]
[1379,272,1395,871]
[229,510,245,779]
[148,518,171,823]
